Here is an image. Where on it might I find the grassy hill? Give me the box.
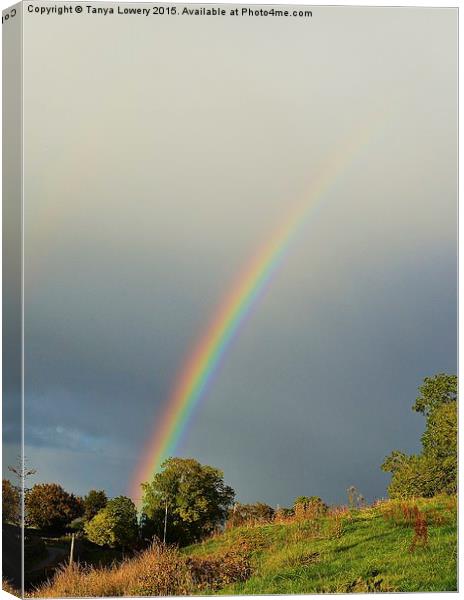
[17,495,456,597]
[185,495,457,594]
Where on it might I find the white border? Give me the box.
[0,2,460,599]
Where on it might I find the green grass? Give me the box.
[184,496,457,594]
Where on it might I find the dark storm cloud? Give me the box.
[12,7,457,503]
[179,242,456,505]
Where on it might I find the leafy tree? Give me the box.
[25,483,84,531]
[84,496,138,548]
[382,373,457,498]
[2,479,20,525]
[413,373,457,416]
[141,457,235,545]
[83,489,108,521]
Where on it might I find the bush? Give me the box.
[227,502,275,527]
[2,579,20,597]
[293,496,328,519]
[186,550,252,591]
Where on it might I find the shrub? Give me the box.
[129,545,193,596]
[186,551,252,591]
[227,502,274,527]
[293,496,328,519]
[409,506,428,552]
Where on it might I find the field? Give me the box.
[17,495,456,597]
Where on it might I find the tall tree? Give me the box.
[141,457,235,545]
[83,489,108,521]
[413,373,457,416]
[381,373,457,498]
[25,483,84,531]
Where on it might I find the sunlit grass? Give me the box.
[30,495,457,596]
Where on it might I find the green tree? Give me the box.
[83,489,108,521]
[413,373,457,416]
[382,373,457,498]
[25,483,84,531]
[141,457,235,545]
[2,479,20,525]
[84,496,138,548]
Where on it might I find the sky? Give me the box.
[3,4,457,507]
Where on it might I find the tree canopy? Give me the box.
[83,489,108,521]
[25,483,84,531]
[84,496,138,548]
[381,373,457,498]
[141,457,235,545]
[2,479,20,525]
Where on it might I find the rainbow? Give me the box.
[130,117,383,505]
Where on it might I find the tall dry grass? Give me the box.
[3,579,21,598]
[30,542,251,598]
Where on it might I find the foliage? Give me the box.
[274,506,294,521]
[83,489,108,521]
[30,496,457,597]
[141,457,235,545]
[186,549,252,592]
[25,483,84,531]
[84,496,138,548]
[413,373,457,416]
[409,506,428,552]
[293,496,328,516]
[139,512,158,543]
[381,373,457,498]
[2,579,20,597]
[30,539,251,598]
[227,502,275,527]
[69,517,86,533]
[2,479,20,525]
